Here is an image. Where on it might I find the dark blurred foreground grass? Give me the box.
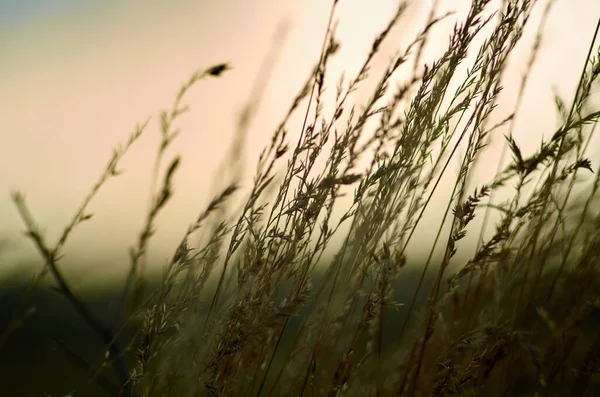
[0,263,437,397]
[2,258,600,396]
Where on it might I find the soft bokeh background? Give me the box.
[1,0,599,288]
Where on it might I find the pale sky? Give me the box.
[1,0,599,286]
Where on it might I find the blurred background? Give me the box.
[1,0,599,285]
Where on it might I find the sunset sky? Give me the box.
[1,0,599,286]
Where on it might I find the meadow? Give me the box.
[2,0,600,396]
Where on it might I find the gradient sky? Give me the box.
[1,0,599,286]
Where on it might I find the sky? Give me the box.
[1,0,599,286]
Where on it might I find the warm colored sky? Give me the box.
[1,0,599,285]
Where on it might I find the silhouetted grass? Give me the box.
[2,1,600,396]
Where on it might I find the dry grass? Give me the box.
[3,1,600,396]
